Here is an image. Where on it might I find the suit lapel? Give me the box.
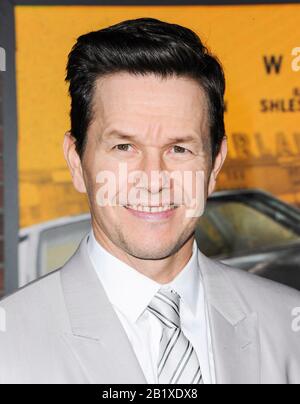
[60,232,261,384]
[60,233,147,384]
[198,251,261,384]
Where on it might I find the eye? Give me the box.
[171,145,192,154]
[114,144,133,152]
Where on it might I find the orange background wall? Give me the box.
[15,4,300,228]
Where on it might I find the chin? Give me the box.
[122,239,179,260]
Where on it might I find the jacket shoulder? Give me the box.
[0,268,62,310]
[223,262,300,300]
[214,260,300,317]
[0,269,66,343]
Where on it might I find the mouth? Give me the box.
[124,204,179,220]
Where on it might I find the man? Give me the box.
[0,18,300,384]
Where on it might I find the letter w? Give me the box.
[263,55,283,74]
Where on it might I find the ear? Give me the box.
[208,137,228,196]
[63,131,87,194]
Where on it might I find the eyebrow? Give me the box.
[103,130,200,144]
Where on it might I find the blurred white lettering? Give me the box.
[292,307,300,332]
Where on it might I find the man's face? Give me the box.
[66,72,226,260]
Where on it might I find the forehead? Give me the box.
[92,72,209,131]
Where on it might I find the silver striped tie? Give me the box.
[147,288,203,384]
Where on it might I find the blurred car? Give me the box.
[19,189,300,290]
[19,215,91,287]
[196,190,300,290]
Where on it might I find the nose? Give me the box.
[136,152,170,194]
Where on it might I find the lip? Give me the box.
[124,206,178,221]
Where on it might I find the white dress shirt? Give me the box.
[87,229,216,384]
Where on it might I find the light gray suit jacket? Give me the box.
[0,233,300,384]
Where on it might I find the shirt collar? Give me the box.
[164,240,200,316]
[87,229,200,323]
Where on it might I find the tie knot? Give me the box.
[147,288,181,329]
